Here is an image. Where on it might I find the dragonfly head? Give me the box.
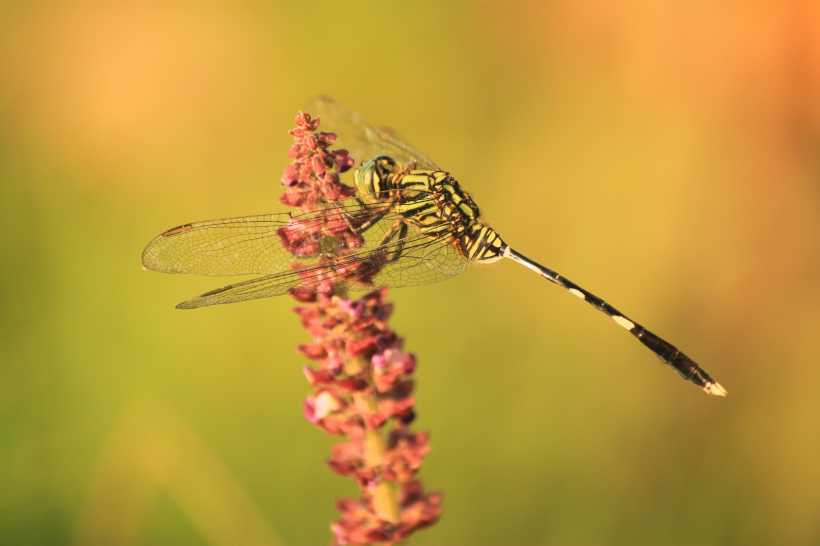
[354,155,397,198]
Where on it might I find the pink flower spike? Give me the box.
[281,106,440,545]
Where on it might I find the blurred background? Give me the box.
[2,1,819,545]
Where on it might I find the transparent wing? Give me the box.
[142,212,294,276]
[304,95,439,170]
[369,229,468,290]
[142,192,471,308]
[175,229,469,309]
[142,193,423,277]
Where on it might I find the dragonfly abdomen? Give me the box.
[461,224,507,263]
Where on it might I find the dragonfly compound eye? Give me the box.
[355,155,397,196]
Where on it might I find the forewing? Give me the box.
[143,195,408,277]
[304,96,440,170]
[175,219,469,309]
[142,213,294,276]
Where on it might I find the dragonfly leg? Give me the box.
[376,219,409,262]
[339,198,392,234]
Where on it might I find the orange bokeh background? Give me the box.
[2,2,819,545]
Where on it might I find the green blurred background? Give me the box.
[2,1,819,545]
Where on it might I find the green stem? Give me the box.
[346,356,400,524]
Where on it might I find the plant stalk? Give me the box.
[347,356,400,524]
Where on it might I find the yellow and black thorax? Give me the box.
[354,155,506,263]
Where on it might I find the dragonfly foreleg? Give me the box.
[339,198,392,235]
[376,219,409,262]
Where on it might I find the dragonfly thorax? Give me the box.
[395,165,507,264]
[355,154,507,263]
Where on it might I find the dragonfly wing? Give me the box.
[175,271,316,309]
[142,213,296,276]
[304,96,440,170]
[368,230,470,290]
[142,195,409,277]
[175,218,470,309]
[175,249,391,309]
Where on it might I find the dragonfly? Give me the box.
[142,96,726,396]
